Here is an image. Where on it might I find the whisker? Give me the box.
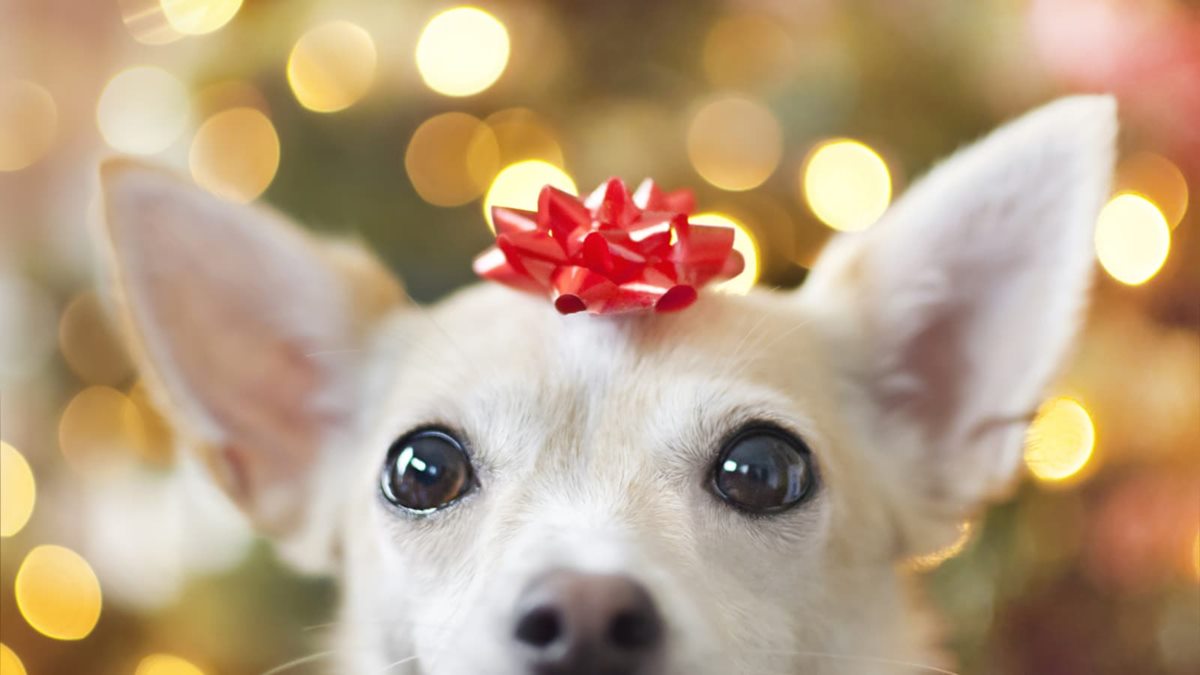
[752,648,960,675]
[371,655,419,674]
[259,650,339,675]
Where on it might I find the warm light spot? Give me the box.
[189,107,280,202]
[693,213,760,295]
[802,138,892,232]
[58,291,133,386]
[908,521,974,572]
[287,21,377,113]
[160,0,241,35]
[0,79,57,172]
[135,654,206,675]
[97,66,190,155]
[0,644,27,675]
[415,7,510,97]
[687,96,782,191]
[405,113,500,207]
[1024,397,1096,483]
[485,108,564,168]
[1095,193,1171,286]
[702,14,796,89]
[58,386,147,469]
[483,160,576,231]
[1,442,36,538]
[1115,152,1189,229]
[15,545,103,640]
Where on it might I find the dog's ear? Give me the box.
[799,96,1116,553]
[98,160,403,558]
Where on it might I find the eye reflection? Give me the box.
[712,427,815,513]
[381,429,474,513]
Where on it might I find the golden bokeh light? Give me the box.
[485,108,564,168]
[1094,193,1171,286]
[1115,152,1189,229]
[15,545,103,641]
[1024,397,1096,483]
[97,66,190,155]
[0,643,27,675]
[189,107,280,203]
[908,521,974,572]
[1,442,36,538]
[415,7,511,97]
[802,138,892,232]
[405,112,500,207]
[160,0,242,35]
[692,213,760,295]
[0,79,57,172]
[287,21,377,113]
[687,96,782,191]
[58,385,147,469]
[483,160,576,231]
[135,654,206,675]
[702,14,796,89]
[58,291,134,386]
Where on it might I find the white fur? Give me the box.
[98,96,1116,674]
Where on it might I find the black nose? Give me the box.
[513,570,663,675]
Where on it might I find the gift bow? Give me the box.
[473,177,744,315]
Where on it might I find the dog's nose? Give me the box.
[513,570,663,674]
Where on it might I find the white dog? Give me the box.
[98,96,1115,675]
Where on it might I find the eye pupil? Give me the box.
[713,429,815,513]
[382,430,474,513]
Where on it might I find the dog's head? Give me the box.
[98,96,1115,674]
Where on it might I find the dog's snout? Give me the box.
[513,570,663,674]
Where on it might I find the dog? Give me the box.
[97,95,1115,675]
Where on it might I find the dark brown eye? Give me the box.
[712,427,816,514]
[381,429,474,513]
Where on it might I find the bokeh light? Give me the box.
[58,291,134,386]
[692,213,760,295]
[483,160,576,231]
[96,66,190,155]
[1024,397,1096,483]
[687,96,782,191]
[160,0,242,35]
[802,138,892,232]
[1095,193,1172,286]
[415,7,510,97]
[58,385,147,469]
[128,380,175,465]
[702,14,796,89]
[189,107,280,202]
[1115,152,1189,229]
[0,79,57,172]
[405,112,500,207]
[135,654,206,675]
[287,21,377,113]
[0,442,36,538]
[908,521,975,572]
[15,545,103,641]
[485,108,564,167]
[0,644,27,675]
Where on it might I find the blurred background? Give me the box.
[1,0,1198,673]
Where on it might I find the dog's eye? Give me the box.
[381,429,474,513]
[712,428,816,513]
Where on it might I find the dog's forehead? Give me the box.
[375,286,828,452]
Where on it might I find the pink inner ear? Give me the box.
[119,190,341,526]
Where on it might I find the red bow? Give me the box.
[473,178,744,315]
